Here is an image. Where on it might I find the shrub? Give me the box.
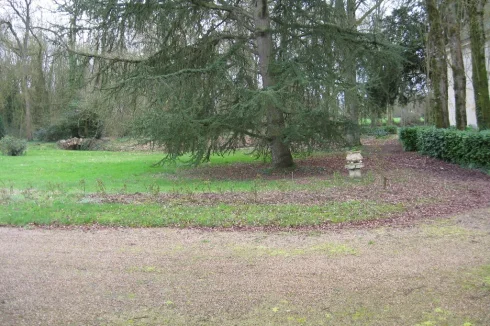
[383,125,398,134]
[0,116,5,139]
[0,136,27,156]
[399,126,490,168]
[35,109,103,142]
[401,112,424,126]
[361,125,398,138]
[399,126,420,151]
[34,124,72,142]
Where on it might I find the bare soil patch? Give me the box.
[1,208,489,325]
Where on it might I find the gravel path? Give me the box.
[1,208,490,325]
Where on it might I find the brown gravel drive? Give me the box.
[1,207,490,325]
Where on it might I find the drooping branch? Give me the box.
[356,0,384,26]
[66,47,145,63]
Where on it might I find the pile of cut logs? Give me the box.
[57,137,83,150]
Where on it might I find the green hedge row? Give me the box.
[361,125,397,138]
[399,126,490,168]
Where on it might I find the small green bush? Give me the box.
[0,135,27,156]
[398,126,420,151]
[34,124,72,142]
[399,126,490,168]
[35,109,103,142]
[361,125,398,138]
[384,125,398,134]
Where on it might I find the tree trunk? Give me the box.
[344,0,361,146]
[425,0,450,128]
[468,0,490,129]
[254,0,293,168]
[447,0,467,130]
[22,0,33,140]
[387,105,393,125]
[21,60,33,140]
[68,8,79,91]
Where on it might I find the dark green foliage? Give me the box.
[64,0,402,166]
[35,110,103,142]
[366,5,426,110]
[399,126,490,168]
[384,125,397,134]
[398,126,420,151]
[0,136,27,156]
[0,116,5,139]
[361,125,397,138]
[35,124,72,142]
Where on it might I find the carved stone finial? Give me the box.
[345,151,364,178]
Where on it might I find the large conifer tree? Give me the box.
[64,0,397,167]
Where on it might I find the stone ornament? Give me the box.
[345,151,364,178]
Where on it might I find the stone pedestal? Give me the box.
[345,152,364,178]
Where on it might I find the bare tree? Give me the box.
[0,0,39,139]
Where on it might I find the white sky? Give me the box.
[28,0,397,26]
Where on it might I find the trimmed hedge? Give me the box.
[398,127,419,151]
[399,126,490,168]
[361,125,397,138]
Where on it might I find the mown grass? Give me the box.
[0,142,262,193]
[0,142,400,227]
[1,200,403,227]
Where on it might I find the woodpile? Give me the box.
[57,137,83,150]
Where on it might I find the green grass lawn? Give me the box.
[0,142,401,228]
[0,142,260,193]
[360,117,425,125]
[2,200,403,227]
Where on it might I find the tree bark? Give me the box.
[3,0,35,139]
[22,0,33,140]
[446,0,467,130]
[426,0,450,128]
[254,0,293,168]
[468,0,490,129]
[68,6,79,91]
[344,0,361,146]
[21,58,33,140]
[387,105,393,125]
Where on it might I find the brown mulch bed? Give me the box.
[180,154,347,181]
[182,137,489,183]
[82,138,490,230]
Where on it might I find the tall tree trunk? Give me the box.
[21,55,32,140]
[387,105,393,125]
[254,0,293,168]
[344,0,361,146]
[447,0,467,130]
[468,0,490,129]
[3,0,35,139]
[22,0,33,140]
[426,0,450,128]
[68,6,79,91]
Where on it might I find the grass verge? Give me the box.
[0,200,404,228]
